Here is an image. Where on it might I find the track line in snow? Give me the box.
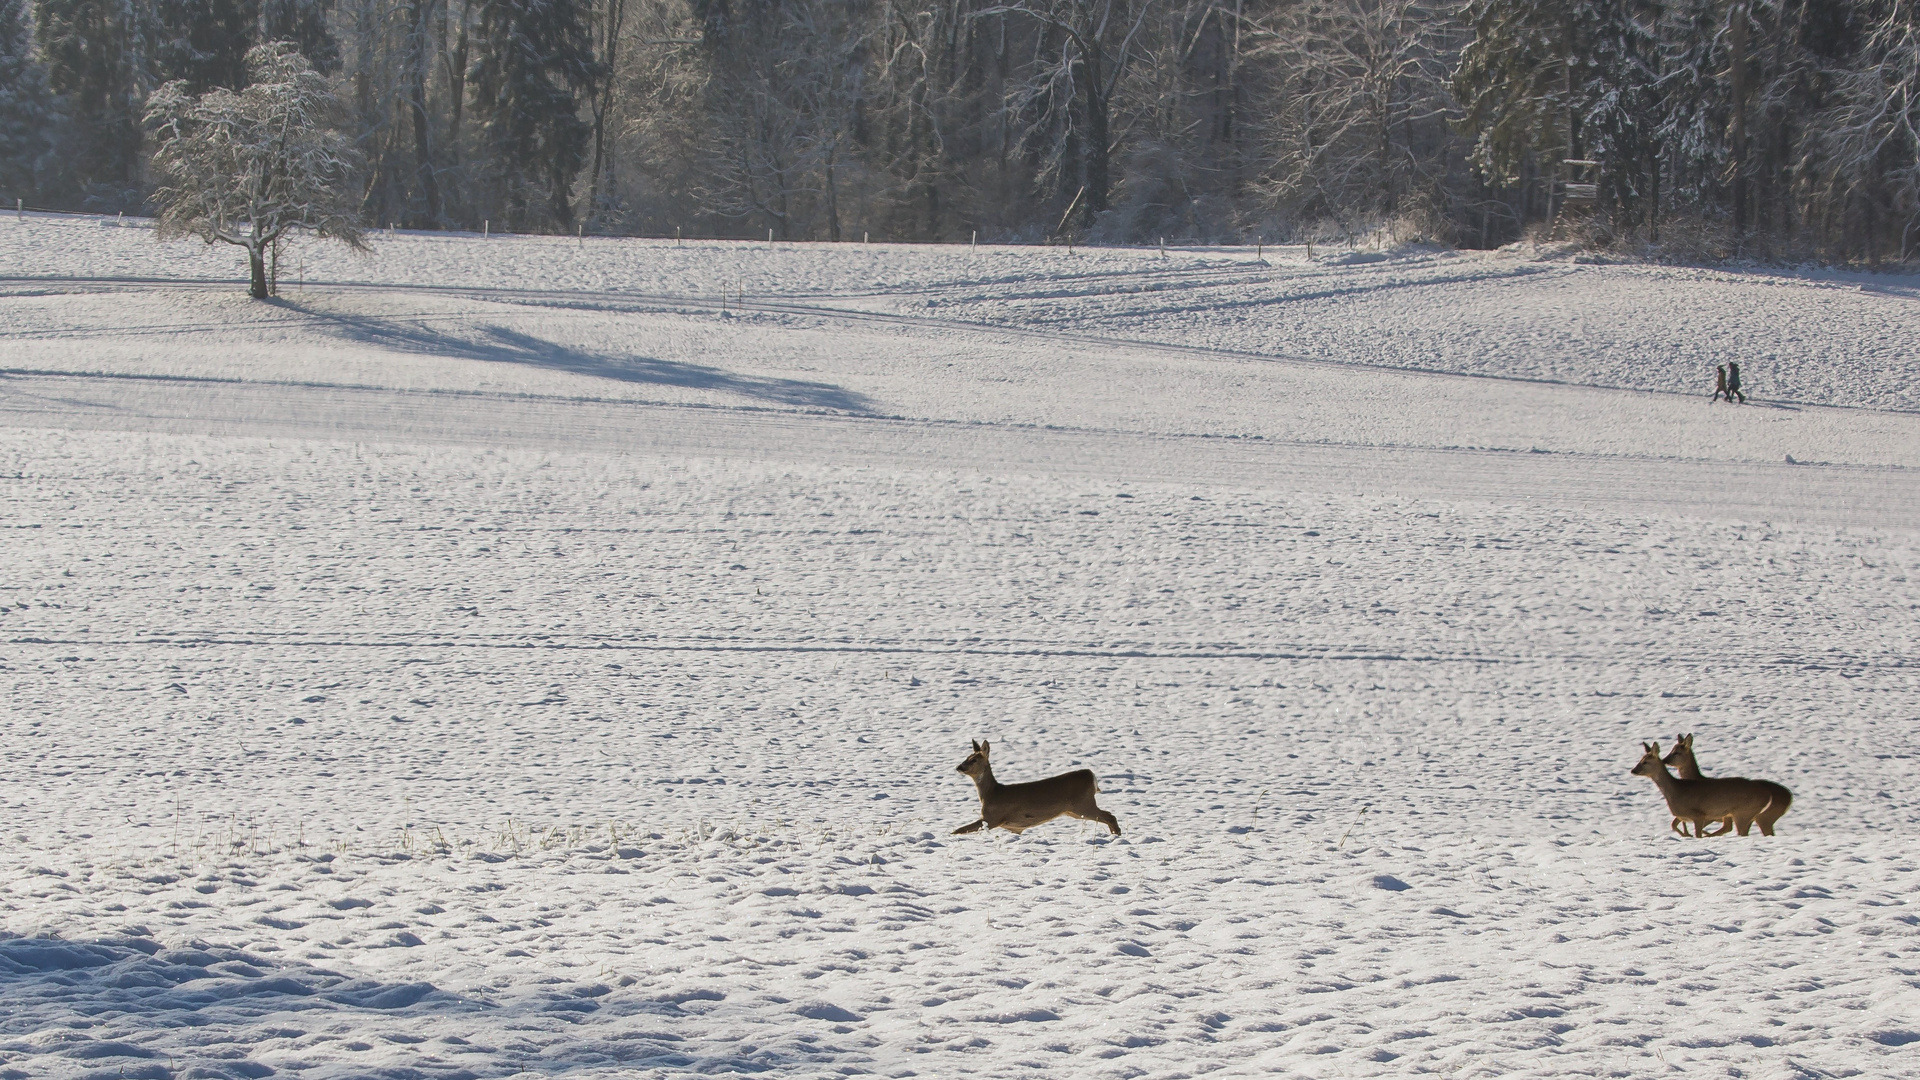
[7,632,1910,670]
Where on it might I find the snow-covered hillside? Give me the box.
[3,217,1918,1079]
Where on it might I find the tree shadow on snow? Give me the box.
[0,933,471,1080]
[0,932,863,1077]
[278,300,873,413]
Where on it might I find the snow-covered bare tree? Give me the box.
[1806,0,1920,259]
[694,0,866,240]
[1261,0,1462,235]
[146,42,366,298]
[987,0,1157,231]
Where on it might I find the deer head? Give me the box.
[957,739,991,779]
[1630,741,1665,777]
[1661,734,1695,770]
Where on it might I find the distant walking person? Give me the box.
[1727,362,1747,404]
[1713,365,1729,402]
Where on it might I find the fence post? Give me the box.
[971,230,977,252]
[676,226,682,246]
[484,220,489,239]
[768,228,774,249]
[16,198,22,220]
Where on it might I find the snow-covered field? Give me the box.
[3,215,1919,1079]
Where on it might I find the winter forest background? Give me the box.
[1,0,1917,262]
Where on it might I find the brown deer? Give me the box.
[1662,732,1793,836]
[952,740,1121,837]
[1630,741,1791,838]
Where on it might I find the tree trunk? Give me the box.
[406,0,441,227]
[824,142,841,242]
[551,166,574,232]
[1648,148,1660,243]
[249,244,269,299]
[447,2,468,174]
[587,0,625,223]
[1224,0,1241,147]
[1083,49,1110,224]
[1728,2,1750,235]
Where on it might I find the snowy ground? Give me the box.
[2,216,1919,1079]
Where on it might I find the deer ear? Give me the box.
[980,740,990,755]
[971,739,980,752]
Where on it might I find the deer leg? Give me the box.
[952,819,986,835]
[1700,817,1733,837]
[1734,816,1754,837]
[1670,816,1693,838]
[1067,799,1122,837]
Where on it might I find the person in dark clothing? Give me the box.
[1713,365,1728,402]
[1727,362,1746,403]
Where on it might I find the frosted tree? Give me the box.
[1808,0,1920,260]
[986,0,1157,232]
[1259,0,1461,235]
[693,0,865,241]
[146,42,366,299]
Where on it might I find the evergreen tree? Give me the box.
[1653,0,1728,220]
[0,0,63,201]
[1575,0,1664,222]
[34,0,143,200]
[471,0,599,231]
[1454,0,1572,190]
[152,0,261,92]
[1458,0,1696,236]
[262,0,339,75]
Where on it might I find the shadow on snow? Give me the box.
[277,300,874,414]
[0,932,858,1078]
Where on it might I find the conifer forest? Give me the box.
[1,0,1917,261]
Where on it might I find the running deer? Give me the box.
[952,740,1121,837]
[1630,741,1791,838]
[1661,732,1793,836]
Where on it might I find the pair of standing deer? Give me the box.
[1634,733,1792,836]
[951,733,1792,840]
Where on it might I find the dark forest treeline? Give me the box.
[2,0,1916,261]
